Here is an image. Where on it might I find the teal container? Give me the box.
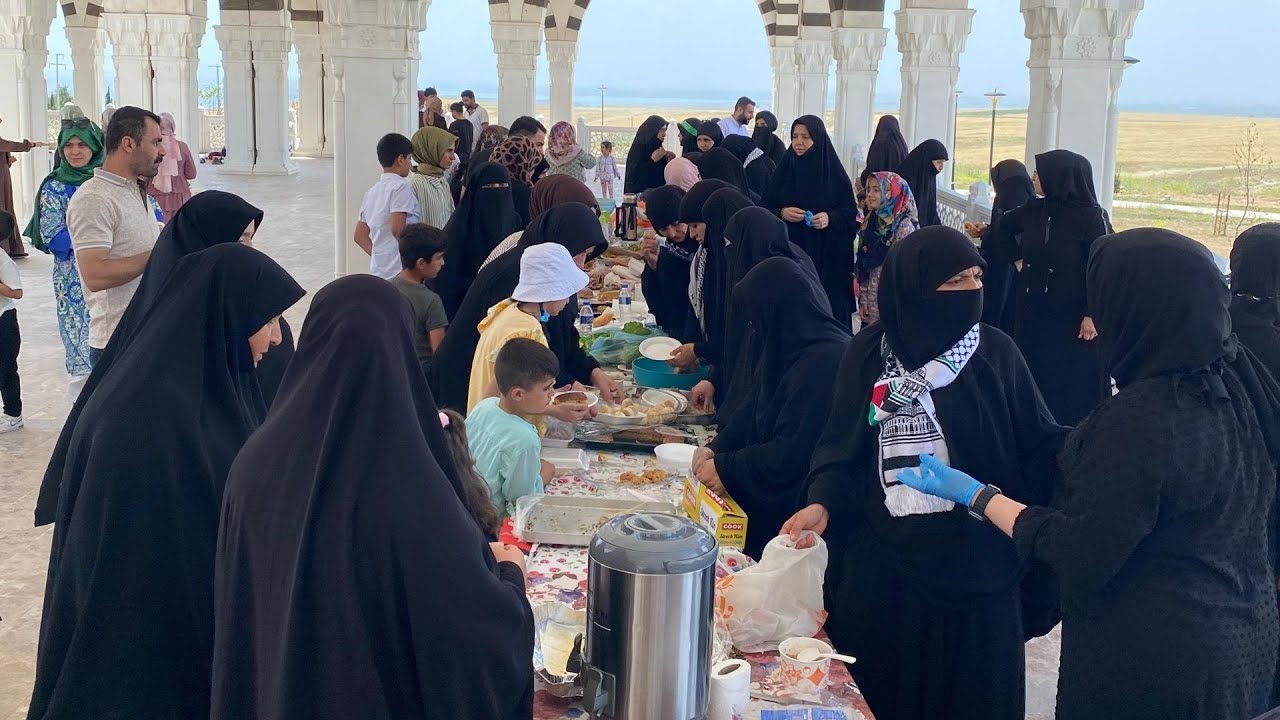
[631,358,709,391]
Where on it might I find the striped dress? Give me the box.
[409,173,455,230]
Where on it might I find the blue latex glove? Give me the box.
[896,454,985,507]
[804,210,814,227]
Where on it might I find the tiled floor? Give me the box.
[0,158,1061,719]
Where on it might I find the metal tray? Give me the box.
[514,495,678,546]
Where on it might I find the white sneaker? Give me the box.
[0,414,23,434]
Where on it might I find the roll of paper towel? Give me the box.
[707,658,750,720]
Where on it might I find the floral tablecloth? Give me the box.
[526,450,875,720]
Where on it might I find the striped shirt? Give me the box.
[408,173,455,230]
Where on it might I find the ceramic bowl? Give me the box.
[777,637,834,693]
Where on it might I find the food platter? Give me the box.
[514,495,678,546]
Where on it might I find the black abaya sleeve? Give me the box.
[993,205,1028,262]
[377,475,535,719]
[546,301,600,387]
[806,329,884,523]
[714,345,845,505]
[256,317,294,407]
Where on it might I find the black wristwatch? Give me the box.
[968,484,1003,522]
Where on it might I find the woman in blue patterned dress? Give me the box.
[22,110,104,397]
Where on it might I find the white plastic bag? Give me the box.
[714,532,829,653]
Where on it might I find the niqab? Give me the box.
[1037,149,1100,209]
[211,275,531,720]
[752,111,787,166]
[1230,224,1280,356]
[878,226,985,371]
[979,159,1035,332]
[895,139,949,227]
[29,244,304,720]
[438,162,523,316]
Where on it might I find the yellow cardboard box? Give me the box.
[682,476,749,550]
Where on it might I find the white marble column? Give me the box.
[0,1,55,225]
[293,25,335,158]
[65,25,106,122]
[895,4,973,189]
[545,38,577,128]
[214,17,297,175]
[491,20,541,125]
[769,42,800,137]
[103,13,153,111]
[794,37,832,121]
[832,23,887,178]
[147,13,204,150]
[326,0,427,276]
[1022,0,1143,211]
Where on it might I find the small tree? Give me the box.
[1234,123,1274,233]
[198,83,222,111]
[47,84,71,110]
[104,88,113,106]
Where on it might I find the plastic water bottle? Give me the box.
[618,281,633,321]
[578,303,595,336]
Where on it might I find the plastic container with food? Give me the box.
[632,357,710,391]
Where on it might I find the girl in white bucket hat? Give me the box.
[467,243,590,417]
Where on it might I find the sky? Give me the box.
[40,0,1280,116]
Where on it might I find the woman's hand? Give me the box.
[896,455,984,507]
[781,504,829,547]
[781,207,807,223]
[694,457,726,496]
[590,369,624,404]
[963,221,987,239]
[811,212,830,230]
[490,542,527,575]
[650,147,668,162]
[641,233,660,269]
[668,343,698,369]
[690,380,716,412]
[692,446,714,473]
[1079,316,1098,341]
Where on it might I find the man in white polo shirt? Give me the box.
[67,105,164,367]
[717,96,756,139]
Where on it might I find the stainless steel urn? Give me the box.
[582,512,717,720]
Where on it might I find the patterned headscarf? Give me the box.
[869,171,918,238]
[492,135,541,186]
[477,125,508,155]
[154,112,181,194]
[411,125,457,177]
[545,121,581,167]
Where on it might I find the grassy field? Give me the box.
[518,99,1280,253]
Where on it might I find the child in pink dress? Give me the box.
[594,141,621,199]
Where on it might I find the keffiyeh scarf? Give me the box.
[688,246,708,333]
[870,325,980,517]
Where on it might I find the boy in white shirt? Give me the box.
[0,211,24,433]
[353,133,421,279]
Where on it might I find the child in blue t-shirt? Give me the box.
[467,338,558,516]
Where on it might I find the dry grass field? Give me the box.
[514,99,1279,255]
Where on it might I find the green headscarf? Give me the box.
[411,125,456,178]
[23,120,105,247]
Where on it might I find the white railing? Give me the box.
[938,183,993,231]
[199,112,226,154]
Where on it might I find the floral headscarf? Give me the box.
[546,121,581,167]
[492,135,541,186]
[869,171,919,239]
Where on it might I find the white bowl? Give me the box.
[639,336,682,361]
[654,443,698,476]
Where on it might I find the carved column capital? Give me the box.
[545,38,578,69]
[832,26,887,72]
[894,7,974,69]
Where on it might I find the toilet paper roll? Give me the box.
[707,658,751,720]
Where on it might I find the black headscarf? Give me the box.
[1089,229,1235,388]
[720,135,774,199]
[736,257,850,407]
[624,114,670,194]
[762,115,859,322]
[990,160,1034,218]
[438,161,523,317]
[878,226,985,370]
[1231,224,1280,334]
[28,244,304,720]
[1036,149,1100,209]
[679,178,734,225]
[978,159,1035,333]
[430,203,606,409]
[679,117,702,156]
[752,111,787,167]
[645,184,685,232]
[895,139,949,227]
[862,115,910,190]
[698,147,752,196]
[32,191,292,526]
[449,117,474,168]
[696,119,724,150]
[724,206,820,296]
[211,275,532,720]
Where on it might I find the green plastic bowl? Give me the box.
[631,357,709,391]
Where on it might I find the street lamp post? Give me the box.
[598,84,607,124]
[209,64,223,111]
[952,89,962,189]
[984,88,1006,171]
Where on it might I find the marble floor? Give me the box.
[0,158,1061,719]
